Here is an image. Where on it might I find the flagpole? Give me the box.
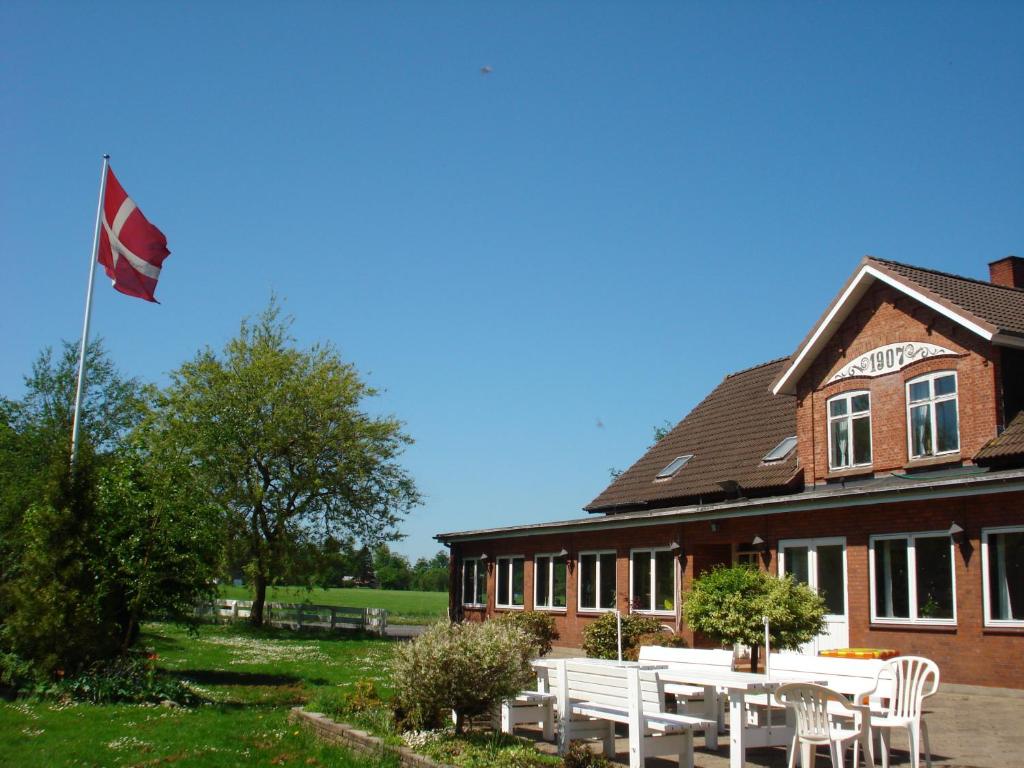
[70,154,110,469]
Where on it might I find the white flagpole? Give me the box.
[70,154,110,469]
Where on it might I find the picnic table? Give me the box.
[531,658,821,768]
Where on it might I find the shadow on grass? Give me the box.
[177,669,303,687]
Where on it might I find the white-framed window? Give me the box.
[630,548,676,614]
[495,556,525,608]
[578,550,617,612]
[869,532,956,625]
[906,371,959,459]
[461,557,487,607]
[982,526,1024,627]
[828,391,872,470]
[534,553,568,610]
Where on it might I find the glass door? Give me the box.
[778,538,848,653]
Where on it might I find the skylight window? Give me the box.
[655,454,693,480]
[763,435,798,462]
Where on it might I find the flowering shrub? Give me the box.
[391,620,536,734]
[581,613,663,660]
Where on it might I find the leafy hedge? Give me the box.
[581,613,664,660]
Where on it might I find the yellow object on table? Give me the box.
[819,647,899,660]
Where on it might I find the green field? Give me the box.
[218,585,449,625]
[0,622,399,767]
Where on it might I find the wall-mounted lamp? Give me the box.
[948,522,965,538]
[710,522,719,533]
[668,541,680,551]
[478,553,488,560]
[557,548,569,557]
[751,535,767,551]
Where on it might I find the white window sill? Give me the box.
[495,605,525,611]
[983,620,1024,629]
[462,603,486,609]
[577,608,616,614]
[631,610,676,617]
[534,607,568,613]
[870,617,957,627]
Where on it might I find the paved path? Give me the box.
[523,675,1022,767]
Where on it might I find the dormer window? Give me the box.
[828,391,872,470]
[655,454,693,480]
[907,371,959,459]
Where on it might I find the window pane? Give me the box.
[910,404,932,456]
[580,554,597,609]
[830,398,848,417]
[463,561,475,604]
[935,399,959,453]
[816,545,845,616]
[852,415,872,465]
[475,563,486,605]
[934,374,956,397]
[875,539,909,618]
[851,394,869,413]
[512,559,525,606]
[915,537,953,619]
[831,419,850,468]
[655,550,676,612]
[497,560,509,605]
[632,551,652,611]
[784,546,810,585]
[909,380,931,402]
[535,557,551,608]
[599,553,617,609]
[553,556,567,608]
[988,532,1024,621]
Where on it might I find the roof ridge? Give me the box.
[867,255,1024,295]
[723,356,790,379]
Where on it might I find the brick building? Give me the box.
[436,256,1024,688]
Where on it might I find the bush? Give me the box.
[494,611,559,656]
[581,613,664,660]
[622,631,688,662]
[392,620,536,734]
[46,654,199,705]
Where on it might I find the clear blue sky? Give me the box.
[2,2,1022,561]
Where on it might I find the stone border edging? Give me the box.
[289,707,456,768]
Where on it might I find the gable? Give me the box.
[772,257,1024,396]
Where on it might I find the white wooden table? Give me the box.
[656,667,818,768]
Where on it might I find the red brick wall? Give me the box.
[454,489,1024,688]
[795,282,999,484]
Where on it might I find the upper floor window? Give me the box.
[869,532,956,625]
[828,391,872,470]
[579,551,616,611]
[907,371,959,459]
[982,526,1024,627]
[630,548,676,614]
[495,556,525,608]
[461,558,486,607]
[534,553,568,610]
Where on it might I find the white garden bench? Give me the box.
[555,660,716,768]
[497,689,556,740]
[637,645,735,749]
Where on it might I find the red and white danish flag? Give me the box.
[97,166,170,302]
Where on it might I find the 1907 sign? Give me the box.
[827,342,957,384]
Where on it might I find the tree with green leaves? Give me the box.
[683,564,827,672]
[1,341,217,675]
[151,300,421,625]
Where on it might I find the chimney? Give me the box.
[988,256,1024,289]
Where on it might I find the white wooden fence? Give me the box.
[196,599,388,635]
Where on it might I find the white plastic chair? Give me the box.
[776,683,874,768]
[870,656,939,768]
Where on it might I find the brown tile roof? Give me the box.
[869,257,1024,338]
[975,411,1024,462]
[585,358,801,513]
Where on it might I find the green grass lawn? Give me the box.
[0,622,399,767]
[217,585,449,625]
